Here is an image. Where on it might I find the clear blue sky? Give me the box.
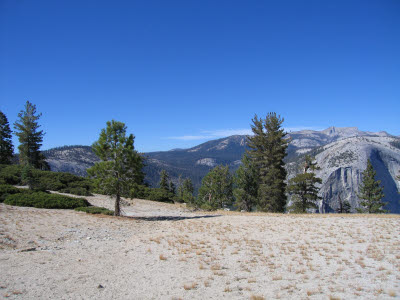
[1,0,399,152]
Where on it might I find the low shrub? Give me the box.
[4,192,90,209]
[145,188,174,203]
[0,184,21,202]
[0,165,93,196]
[129,183,149,199]
[75,206,114,215]
[129,185,175,203]
[200,203,215,211]
[35,170,93,195]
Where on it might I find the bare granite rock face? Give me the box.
[312,136,400,213]
[43,146,99,177]
[196,158,217,167]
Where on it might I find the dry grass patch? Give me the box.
[183,282,197,290]
[272,274,282,281]
[210,263,221,270]
[250,295,265,300]
[224,286,232,292]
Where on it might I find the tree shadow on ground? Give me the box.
[126,214,221,222]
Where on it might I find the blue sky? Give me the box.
[1,0,399,152]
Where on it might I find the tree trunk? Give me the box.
[115,193,121,216]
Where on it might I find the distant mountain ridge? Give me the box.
[42,127,400,213]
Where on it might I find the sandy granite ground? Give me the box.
[1,194,400,299]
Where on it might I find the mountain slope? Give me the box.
[314,136,400,213]
[43,146,99,177]
[42,127,400,213]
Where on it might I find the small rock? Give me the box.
[20,247,36,252]
[86,237,91,240]
[98,284,104,289]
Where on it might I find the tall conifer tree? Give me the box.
[247,113,288,212]
[336,193,351,213]
[287,155,322,213]
[87,120,144,216]
[233,154,258,212]
[159,170,170,191]
[14,101,47,169]
[357,159,386,213]
[197,165,233,210]
[0,111,14,164]
[178,178,195,204]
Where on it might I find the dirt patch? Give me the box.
[0,195,399,299]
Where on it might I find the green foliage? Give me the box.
[31,169,92,195]
[4,192,90,209]
[21,164,37,190]
[303,154,320,173]
[357,159,386,213]
[129,183,149,199]
[177,177,195,204]
[247,113,288,212]
[0,164,92,196]
[87,120,144,216]
[75,206,114,215]
[14,101,48,170]
[145,188,175,203]
[233,154,258,212]
[287,173,322,213]
[0,184,21,202]
[0,164,22,185]
[158,169,176,198]
[169,181,176,195]
[342,201,352,213]
[0,111,14,164]
[287,155,322,213]
[336,195,351,213]
[128,184,176,203]
[59,187,91,196]
[159,170,170,191]
[197,165,233,210]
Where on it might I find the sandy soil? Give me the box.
[1,194,400,299]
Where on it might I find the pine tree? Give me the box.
[169,181,176,195]
[336,193,351,213]
[197,165,233,210]
[177,175,183,199]
[21,163,37,190]
[303,154,320,173]
[87,120,144,216]
[287,156,322,213]
[233,154,258,212]
[159,170,170,191]
[0,111,14,164]
[14,101,48,169]
[357,159,386,213]
[247,113,289,212]
[178,178,195,204]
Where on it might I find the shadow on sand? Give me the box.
[126,214,221,222]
